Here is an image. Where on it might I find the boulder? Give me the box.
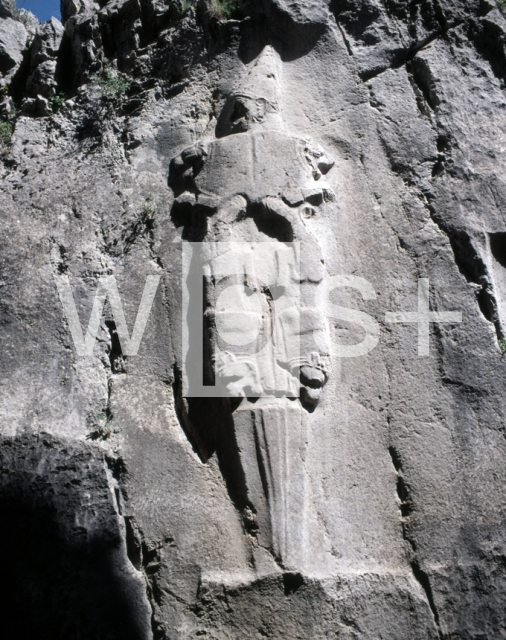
[0,16,26,78]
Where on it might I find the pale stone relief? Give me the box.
[170,46,336,571]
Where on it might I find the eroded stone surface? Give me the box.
[0,16,25,79]
[1,1,506,638]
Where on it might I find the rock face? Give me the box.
[25,18,64,106]
[0,0,13,19]
[1,0,506,638]
[0,16,25,80]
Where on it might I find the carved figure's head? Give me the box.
[220,45,284,136]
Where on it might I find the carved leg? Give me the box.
[233,401,307,572]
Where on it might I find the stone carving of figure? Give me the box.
[170,45,336,572]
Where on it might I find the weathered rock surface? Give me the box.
[0,16,25,79]
[0,0,13,19]
[24,18,64,105]
[1,0,506,638]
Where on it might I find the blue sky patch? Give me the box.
[17,0,61,22]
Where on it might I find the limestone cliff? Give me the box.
[1,0,506,638]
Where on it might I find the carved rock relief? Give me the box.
[170,45,337,571]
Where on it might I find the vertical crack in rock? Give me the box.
[170,364,213,462]
[124,515,143,570]
[105,454,126,520]
[484,232,506,339]
[424,207,502,339]
[105,455,161,640]
[388,446,442,638]
[131,524,171,640]
[336,20,353,57]
[409,58,438,112]
[87,317,120,440]
[131,522,186,640]
[410,560,442,636]
[372,49,504,348]
[105,318,126,373]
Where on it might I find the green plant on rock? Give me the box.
[136,196,157,233]
[91,412,120,439]
[94,64,130,98]
[496,0,506,16]
[141,196,157,224]
[15,8,32,27]
[498,337,506,353]
[207,0,238,19]
[123,196,158,246]
[9,98,19,118]
[50,92,66,113]
[175,0,196,16]
[0,120,13,152]
[7,1,31,26]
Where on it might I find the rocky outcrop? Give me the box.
[61,0,100,23]
[22,18,64,114]
[0,16,25,81]
[0,0,13,19]
[0,433,152,639]
[1,0,506,638]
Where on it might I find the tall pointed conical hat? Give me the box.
[236,45,282,108]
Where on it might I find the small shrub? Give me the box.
[52,93,65,108]
[175,0,195,15]
[50,92,66,113]
[94,64,130,98]
[0,120,13,151]
[90,412,120,439]
[498,337,506,353]
[207,0,238,19]
[141,196,157,224]
[497,0,506,16]
[9,99,19,118]
[15,8,32,27]
[7,1,31,26]
[122,196,158,247]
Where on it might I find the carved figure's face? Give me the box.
[224,95,282,134]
